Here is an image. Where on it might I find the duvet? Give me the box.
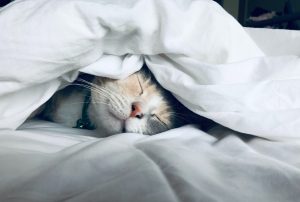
[0,0,300,201]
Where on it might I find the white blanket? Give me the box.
[0,0,300,201]
[1,120,300,202]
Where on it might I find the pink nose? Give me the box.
[130,102,143,119]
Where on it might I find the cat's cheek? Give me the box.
[96,118,123,136]
[91,105,123,136]
[105,115,124,133]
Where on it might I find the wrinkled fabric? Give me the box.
[0,0,300,201]
[0,0,267,136]
[0,120,299,202]
[1,0,300,139]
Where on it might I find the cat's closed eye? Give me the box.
[151,114,167,126]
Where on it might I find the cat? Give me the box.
[38,65,205,137]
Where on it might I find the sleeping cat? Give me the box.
[39,66,201,137]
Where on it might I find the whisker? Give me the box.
[168,112,191,116]
[79,84,121,105]
[66,101,110,106]
[70,83,108,95]
[169,114,190,123]
[153,115,168,129]
[71,82,130,113]
[77,78,123,99]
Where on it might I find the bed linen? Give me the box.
[0,120,299,202]
[0,0,300,201]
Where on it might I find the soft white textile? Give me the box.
[0,0,300,140]
[245,28,300,56]
[0,0,260,133]
[0,120,299,202]
[0,0,300,201]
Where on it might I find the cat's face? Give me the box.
[89,69,180,136]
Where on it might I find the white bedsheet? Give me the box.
[0,0,300,201]
[1,120,300,202]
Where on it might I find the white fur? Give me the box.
[52,91,84,128]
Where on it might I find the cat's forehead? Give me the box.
[94,71,171,106]
[118,72,144,85]
[98,72,153,92]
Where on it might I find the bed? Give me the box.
[0,0,300,201]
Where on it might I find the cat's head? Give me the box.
[88,67,189,136]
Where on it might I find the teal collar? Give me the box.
[74,89,95,130]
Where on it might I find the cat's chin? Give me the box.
[95,115,145,136]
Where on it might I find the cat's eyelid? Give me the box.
[153,114,168,128]
[136,74,143,95]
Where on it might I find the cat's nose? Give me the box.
[130,102,143,119]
